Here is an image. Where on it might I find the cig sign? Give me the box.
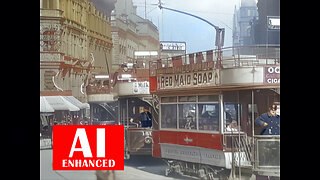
[52,125,124,170]
[264,66,280,84]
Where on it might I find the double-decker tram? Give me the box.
[86,62,156,159]
[114,62,158,159]
[149,46,280,179]
[118,95,154,159]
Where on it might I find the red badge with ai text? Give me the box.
[53,125,124,170]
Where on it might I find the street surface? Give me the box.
[40,149,197,180]
[40,149,96,180]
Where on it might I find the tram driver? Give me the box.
[255,104,280,135]
[130,107,152,128]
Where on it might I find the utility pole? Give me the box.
[145,0,147,19]
[158,0,225,68]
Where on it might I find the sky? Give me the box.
[132,0,242,53]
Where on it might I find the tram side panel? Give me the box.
[152,130,161,158]
[152,130,230,168]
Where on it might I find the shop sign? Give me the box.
[158,69,220,90]
[267,16,280,30]
[264,66,280,84]
[160,41,186,52]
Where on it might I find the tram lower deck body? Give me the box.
[152,130,250,179]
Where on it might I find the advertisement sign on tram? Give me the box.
[158,69,220,90]
[264,66,280,84]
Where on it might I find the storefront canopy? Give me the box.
[42,96,80,111]
[62,96,88,109]
[40,96,55,113]
[82,103,90,109]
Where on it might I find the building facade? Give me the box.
[110,0,159,72]
[40,0,115,102]
[233,0,280,46]
[252,0,280,45]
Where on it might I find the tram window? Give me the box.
[198,104,219,131]
[161,96,177,103]
[198,95,219,102]
[178,104,196,130]
[178,96,196,102]
[224,104,240,132]
[161,104,177,129]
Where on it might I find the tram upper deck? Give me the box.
[149,45,279,94]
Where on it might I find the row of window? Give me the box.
[160,95,240,132]
[161,95,219,103]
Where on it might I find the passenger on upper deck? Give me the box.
[255,104,280,135]
[130,107,152,128]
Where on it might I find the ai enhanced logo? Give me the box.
[52,125,124,170]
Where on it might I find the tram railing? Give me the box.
[232,134,253,166]
[150,45,280,74]
[224,134,280,177]
[224,133,253,168]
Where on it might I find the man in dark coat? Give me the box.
[255,104,280,135]
[130,107,152,128]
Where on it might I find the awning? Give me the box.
[82,103,90,109]
[43,96,80,111]
[40,96,55,113]
[62,96,87,109]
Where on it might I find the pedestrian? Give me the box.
[255,104,280,135]
[130,107,152,128]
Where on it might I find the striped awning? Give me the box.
[41,96,80,111]
[40,96,55,113]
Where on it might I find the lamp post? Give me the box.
[158,1,225,67]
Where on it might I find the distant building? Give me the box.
[233,0,280,46]
[88,0,116,18]
[232,0,258,46]
[110,0,160,72]
[252,0,280,45]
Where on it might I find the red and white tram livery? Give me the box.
[150,46,280,179]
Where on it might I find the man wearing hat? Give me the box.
[130,107,152,128]
[255,104,280,135]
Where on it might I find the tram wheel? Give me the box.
[200,166,228,180]
[199,166,215,180]
[206,167,217,180]
[165,160,184,176]
[165,168,172,176]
